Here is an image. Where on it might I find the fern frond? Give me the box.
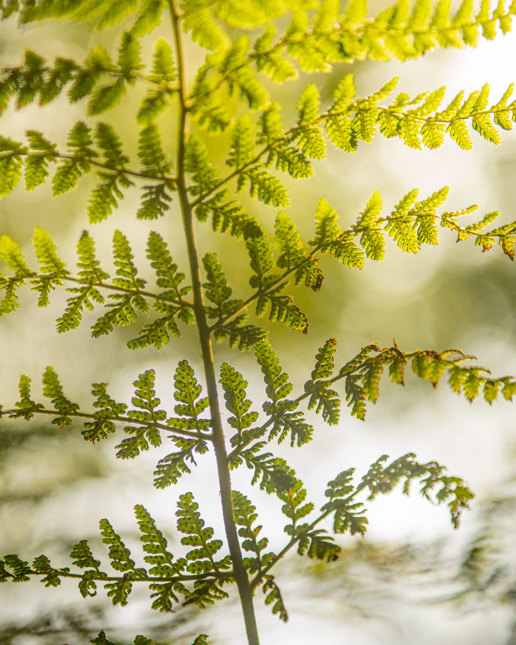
[191,78,516,221]
[274,211,322,290]
[355,452,474,527]
[114,369,165,458]
[195,190,262,238]
[312,188,516,265]
[134,504,188,611]
[138,39,177,124]
[154,436,208,488]
[99,517,146,605]
[12,374,44,420]
[235,448,298,493]
[182,2,230,51]
[277,477,315,538]
[0,497,234,618]
[0,135,26,195]
[202,253,243,329]
[254,338,313,446]
[82,381,128,442]
[185,135,221,198]
[186,0,516,111]
[29,227,67,305]
[329,342,516,420]
[246,233,308,333]
[10,0,166,35]
[227,115,256,170]
[1,227,195,339]
[147,231,193,322]
[0,125,176,214]
[92,230,148,337]
[128,233,194,349]
[86,31,142,116]
[304,338,341,424]
[219,363,259,445]
[176,492,230,576]
[41,366,80,427]
[168,359,211,434]
[232,490,273,574]
[261,574,288,622]
[52,121,97,195]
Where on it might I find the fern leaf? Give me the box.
[176,493,228,575]
[134,504,184,575]
[274,211,322,290]
[304,338,341,424]
[169,359,210,433]
[115,369,165,459]
[232,490,270,564]
[11,374,43,420]
[146,231,193,322]
[0,135,25,196]
[183,5,229,50]
[355,190,385,260]
[220,363,259,444]
[138,124,173,177]
[42,366,79,427]
[322,469,368,535]
[154,437,208,489]
[277,477,315,537]
[92,231,147,338]
[261,574,288,622]
[185,135,220,198]
[137,39,177,124]
[243,167,289,207]
[82,382,127,442]
[52,122,96,195]
[99,518,143,605]
[129,0,166,37]
[227,115,255,170]
[202,253,244,340]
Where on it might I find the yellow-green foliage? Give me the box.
[0,1,515,643]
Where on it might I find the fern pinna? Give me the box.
[0,1,515,644]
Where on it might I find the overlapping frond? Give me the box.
[201,189,514,353]
[237,450,472,623]
[2,0,167,34]
[188,77,516,222]
[187,0,516,128]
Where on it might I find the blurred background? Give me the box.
[1,4,516,644]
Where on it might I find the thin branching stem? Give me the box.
[0,272,194,309]
[0,150,178,185]
[9,569,233,584]
[0,407,211,441]
[169,3,261,644]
